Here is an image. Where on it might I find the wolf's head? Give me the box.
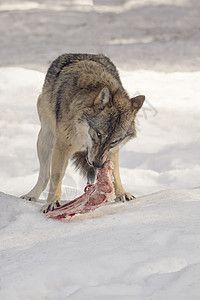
[85,87,145,168]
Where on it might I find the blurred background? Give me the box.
[0,0,200,72]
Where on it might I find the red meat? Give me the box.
[46,160,115,221]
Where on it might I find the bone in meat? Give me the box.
[46,160,115,221]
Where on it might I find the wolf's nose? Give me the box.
[92,161,103,168]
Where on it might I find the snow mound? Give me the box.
[1,188,200,299]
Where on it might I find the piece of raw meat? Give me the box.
[46,160,115,221]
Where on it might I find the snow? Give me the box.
[1,0,200,299]
[1,189,200,299]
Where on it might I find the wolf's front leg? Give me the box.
[108,148,135,202]
[42,141,72,213]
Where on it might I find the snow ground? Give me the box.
[0,0,200,299]
[1,188,200,300]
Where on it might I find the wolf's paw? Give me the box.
[115,192,135,202]
[21,195,37,202]
[42,201,61,213]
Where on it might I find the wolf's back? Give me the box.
[45,53,122,87]
[41,53,128,124]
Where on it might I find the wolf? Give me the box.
[21,53,145,213]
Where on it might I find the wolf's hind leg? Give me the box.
[21,121,55,202]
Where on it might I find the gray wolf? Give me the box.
[21,53,145,212]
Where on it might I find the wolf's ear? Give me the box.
[94,87,110,109]
[131,95,145,112]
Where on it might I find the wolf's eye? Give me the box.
[96,131,101,139]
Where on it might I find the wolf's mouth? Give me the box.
[86,154,104,168]
[86,148,106,168]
